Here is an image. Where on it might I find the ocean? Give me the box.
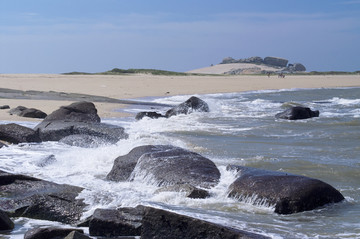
[1,87,359,238]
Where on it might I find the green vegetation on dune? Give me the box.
[63,68,191,76]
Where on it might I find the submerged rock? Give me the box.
[135,111,166,120]
[141,206,269,239]
[227,165,345,214]
[165,96,210,118]
[155,183,210,199]
[107,145,220,189]
[275,106,320,120]
[0,123,41,144]
[0,170,86,224]
[0,209,14,231]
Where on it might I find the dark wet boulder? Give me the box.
[165,96,210,118]
[0,209,14,231]
[107,145,220,189]
[0,105,10,110]
[65,231,91,239]
[34,102,128,143]
[0,123,41,144]
[40,101,100,123]
[135,111,166,120]
[155,183,210,199]
[89,206,144,237]
[8,106,47,119]
[227,165,345,214]
[107,145,162,182]
[0,170,86,224]
[24,227,84,239]
[275,106,320,120]
[141,207,269,239]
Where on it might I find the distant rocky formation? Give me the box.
[220,56,306,73]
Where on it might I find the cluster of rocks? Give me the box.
[0,105,47,119]
[221,56,306,72]
[0,98,337,238]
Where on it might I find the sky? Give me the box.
[1,0,360,73]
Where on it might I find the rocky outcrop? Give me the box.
[221,56,264,64]
[275,106,319,120]
[34,101,128,144]
[141,207,269,239]
[89,206,144,237]
[0,123,41,144]
[264,56,288,67]
[9,106,47,119]
[220,57,237,64]
[107,145,221,189]
[155,183,210,199]
[24,227,85,239]
[227,165,344,214]
[0,170,86,224]
[0,210,14,231]
[135,111,166,120]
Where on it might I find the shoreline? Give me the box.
[1,74,360,122]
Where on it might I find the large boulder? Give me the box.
[40,101,100,123]
[107,145,221,189]
[275,106,319,120]
[0,209,14,231]
[89,206,144,237]
[293,63,306,71]
[264,56,288,67]
[9,106,47,119]
[165,96,210,118]
[227,165,345,214]
[34,101,128,143]
[24,227,84,239]
[220,57,237,64]
[0,123,41,144]
[0,170,86,224]
[141,207,269,239]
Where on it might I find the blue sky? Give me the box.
[1,0,359,73]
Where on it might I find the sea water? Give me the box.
[1,87,359,238]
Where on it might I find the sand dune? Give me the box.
[187,63,282,74]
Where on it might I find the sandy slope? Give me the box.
[187,63,282,74]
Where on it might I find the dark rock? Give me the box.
[107,145,162,182]
[8,106,47,118]
[107,145,220,188]
[0,170,86,224]
[129,145,220,188]
[89,206,144,237]
[141,207,269,239]
[275,106,320,120]
[155,183,210,199]
[0,123,41,144]
[227,165,345,214]
[65,231,91,239]
[8,106,27,115]
[165,96,210,118]
[264,56,288,67]
[24,227,84,239]
[20,108,47,119]
[0,105,10,110]
[34,102,128,143]
[135,111,166,120]
[41,101,100,123]
[0,209,14,231]
[238,56,264,64]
